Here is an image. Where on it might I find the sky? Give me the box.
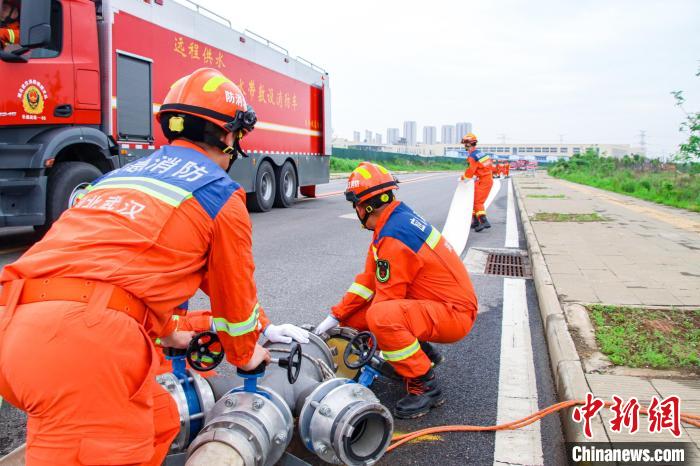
[194,0,700,157]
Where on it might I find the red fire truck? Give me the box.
[0,0,330,230]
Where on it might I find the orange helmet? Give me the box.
[461,132,478,144]
[344,162,398,205]
[156,68,256,156]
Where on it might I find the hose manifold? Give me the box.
[299,378,393,465]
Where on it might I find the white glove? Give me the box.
[263,324,310,344]
[314,315,339,335]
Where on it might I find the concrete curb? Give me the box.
[512,178,611,444]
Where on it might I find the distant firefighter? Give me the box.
[460,133,493,232]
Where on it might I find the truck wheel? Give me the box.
[39,161,102,232]
[273,161,297,208]
[246,161,276,212]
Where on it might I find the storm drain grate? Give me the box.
[484,253,526,278]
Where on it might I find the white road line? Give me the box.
[338,213,356,219]
[505,179,519,248]
[494,278,543,466]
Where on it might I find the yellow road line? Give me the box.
[554,179,700,234]
[393,430,442,444]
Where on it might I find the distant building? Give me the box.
[375,133,382,145]
[443,143,635,161]
[423,126,437,145]
[353,131,360,142]
[387,128,400,145]
[403,121,417,147]
[364,130,372,143]
[441,125,455,144]
[455,122,472,140]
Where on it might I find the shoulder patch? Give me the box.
[376,259,390,283]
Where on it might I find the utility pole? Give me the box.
[639,130,647,156]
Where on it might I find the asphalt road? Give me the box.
[0,172,566,465]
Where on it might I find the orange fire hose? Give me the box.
[387,399,700,452]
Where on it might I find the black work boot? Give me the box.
[420,341,445,367]
[470,215,479,229]
[474,215,491,232]
[394,368,445,419]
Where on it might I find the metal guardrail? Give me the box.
[170,1,328,75]
[296,56,327,74]
[243,29,289,56]
[171,0,231,28]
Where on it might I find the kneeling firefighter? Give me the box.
[460,132,493,232]
[314,162,478,419]
[0,68,307,466]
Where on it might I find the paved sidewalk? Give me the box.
[513,173,700,460]
[518,173,700,307]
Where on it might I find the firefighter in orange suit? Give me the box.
[492,162,500,178]
[0,68,308,466]
[0,0,19,49]
[460,132,493,232]
[314,162,478,419]
[504,162,510,177]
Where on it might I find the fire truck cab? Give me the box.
[0,0,330,230]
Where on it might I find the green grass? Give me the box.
[548,151,700,212]
[527,194,566,199]
[330,157,464,173]
[588,305,700,370]
[531,212,607,222]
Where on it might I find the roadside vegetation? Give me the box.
[548,150,700,212]
[588,305,700,370]
[531,212,607,222]
[549,67,700,212]
[331,148,465,173]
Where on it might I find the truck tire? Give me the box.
[273,161,297,208]
[246,160,276,212]
[39,161,102,232]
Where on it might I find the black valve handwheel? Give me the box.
[186,331,224,372]
[343,331,377,369]
[278,342,303,384]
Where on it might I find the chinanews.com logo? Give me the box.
[17,79,49,116]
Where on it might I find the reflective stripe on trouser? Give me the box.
[366,299,475,378]
[0,301,180,466]
[472,176,493,216]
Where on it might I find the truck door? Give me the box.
[115,52,153,166]
[0,0,75,127]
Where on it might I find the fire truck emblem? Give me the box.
[17,80,49,115]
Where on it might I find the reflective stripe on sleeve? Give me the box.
[425,226,441,249]
[212,303,260,337]
[8,29,15,44]
[90,176,192,207]
[380,339,421,362]
[347,282,374,301]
